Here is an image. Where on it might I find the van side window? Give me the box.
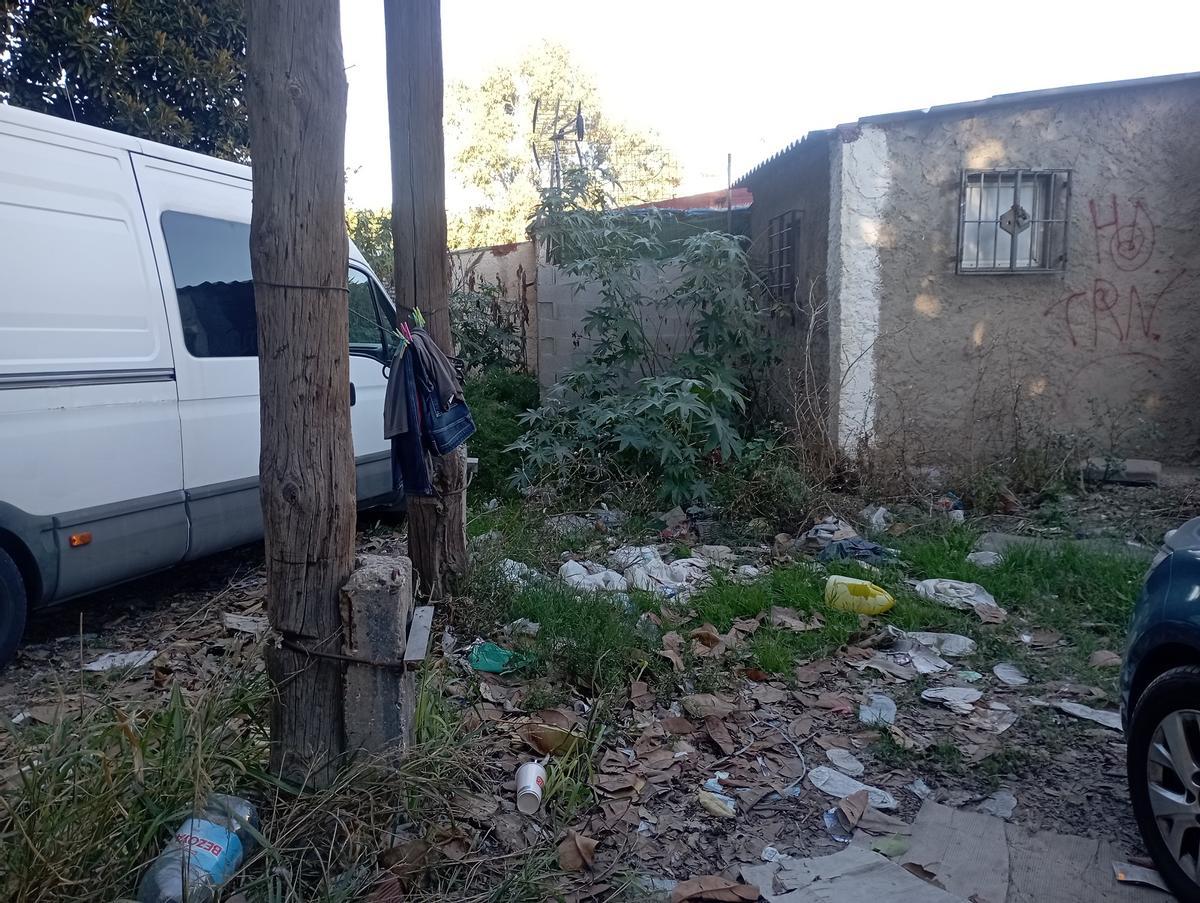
[161,212,257,357]
[162,212,395,360]
[348,267,395,362]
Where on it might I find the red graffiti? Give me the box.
[1088,195,1156,271]
[1045,269,1186,349]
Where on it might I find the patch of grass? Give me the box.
[872,729,918,769]
[891,524,1145,692]
[507,582,652,694]
[749,629,795,674]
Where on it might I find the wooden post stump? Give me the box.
[341,555,415,751]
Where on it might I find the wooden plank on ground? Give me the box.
[404,605,435,669]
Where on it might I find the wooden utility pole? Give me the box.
[384,0,467,600]
[245,0,353,786]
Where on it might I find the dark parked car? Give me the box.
[1123,517,1200,902]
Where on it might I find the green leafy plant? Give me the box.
[511,171,771,505]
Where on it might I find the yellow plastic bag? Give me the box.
[824,574,895,615]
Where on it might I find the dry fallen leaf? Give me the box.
[659,648,685,672]
[814,692,854,714]
[751,683,789,706]
[703,714,736,755]
[690,623,723,648]
[1089,649,1122,668]
[683,693,736,719]
[770,606,823,632]
[1023,628,1062,647]
[837,789,869,830]
[661,716,696,734]
[630,680,656,710]
[557,829,598,871]
[671,875,760,902]
[518,708,585,756]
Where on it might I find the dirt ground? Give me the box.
[3,475,1199,900]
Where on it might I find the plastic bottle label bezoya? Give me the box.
[173,818,243,885]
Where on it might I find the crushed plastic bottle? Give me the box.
[137,793,259,903]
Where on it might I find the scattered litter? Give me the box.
[971,701,1019,734]
[801,516,858,552]
[670,875,758,903]
[1089,649,1122,668]
[770,845,963,902]
[1020,628,1062,647]
[966,550,1003,567]
[819,537,897,567]
[907,778,933,800]
[878,626,954,674]
[860,505,891,531]
[558,559,628,593]
[977,789,1018,819]
[760,846,783,863]
[468,642,515,673]
[921,687,982,714]
[1055,700,1123,731]
[904,630,977,657]
[696,788,736,818]
[222,613,268,637]
[610,545,710,598]
[695,544,736,566]
[1112,860,1170,892]
[808,766,898,810]
[825,575,895,615]
[504,618,540,638]
[870,834,910,858]
[82,650,157,672]
[826,747,865,777]
[915,578,1007,622]
[859,693,897,726]
[499,559,538,586]
[732,564,761,582]
[992,662,1029,686]
[822,789,868,842]
[515,760,547,815]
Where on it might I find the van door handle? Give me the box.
[349,382,356,407]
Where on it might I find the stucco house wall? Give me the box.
[449,241,537,372]
[826,76,1200,463]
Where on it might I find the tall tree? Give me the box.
[1,0,248,159]
[385,0,468,600]
[447,41,681,248]
[245,0,353,785]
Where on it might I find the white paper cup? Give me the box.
[515,761,546,814]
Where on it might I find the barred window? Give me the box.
[766,210,801,300]
[957,170,1070,273]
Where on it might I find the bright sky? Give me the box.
[341,0,1200,211]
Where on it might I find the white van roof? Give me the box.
[0,101,252,181]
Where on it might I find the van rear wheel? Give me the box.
[0,548,27,669]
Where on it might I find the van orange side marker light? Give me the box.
[69,532,92,548]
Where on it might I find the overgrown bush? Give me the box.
[510,171,772,506]
[465,367,539,499]
[710,436,813,528]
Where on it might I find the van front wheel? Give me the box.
[0,548,27,669]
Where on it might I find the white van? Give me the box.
[0,104,403,666]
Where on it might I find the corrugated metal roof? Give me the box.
[625,187,754,213]
[736,70,1200,186]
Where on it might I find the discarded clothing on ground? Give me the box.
[818,537,897,566]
